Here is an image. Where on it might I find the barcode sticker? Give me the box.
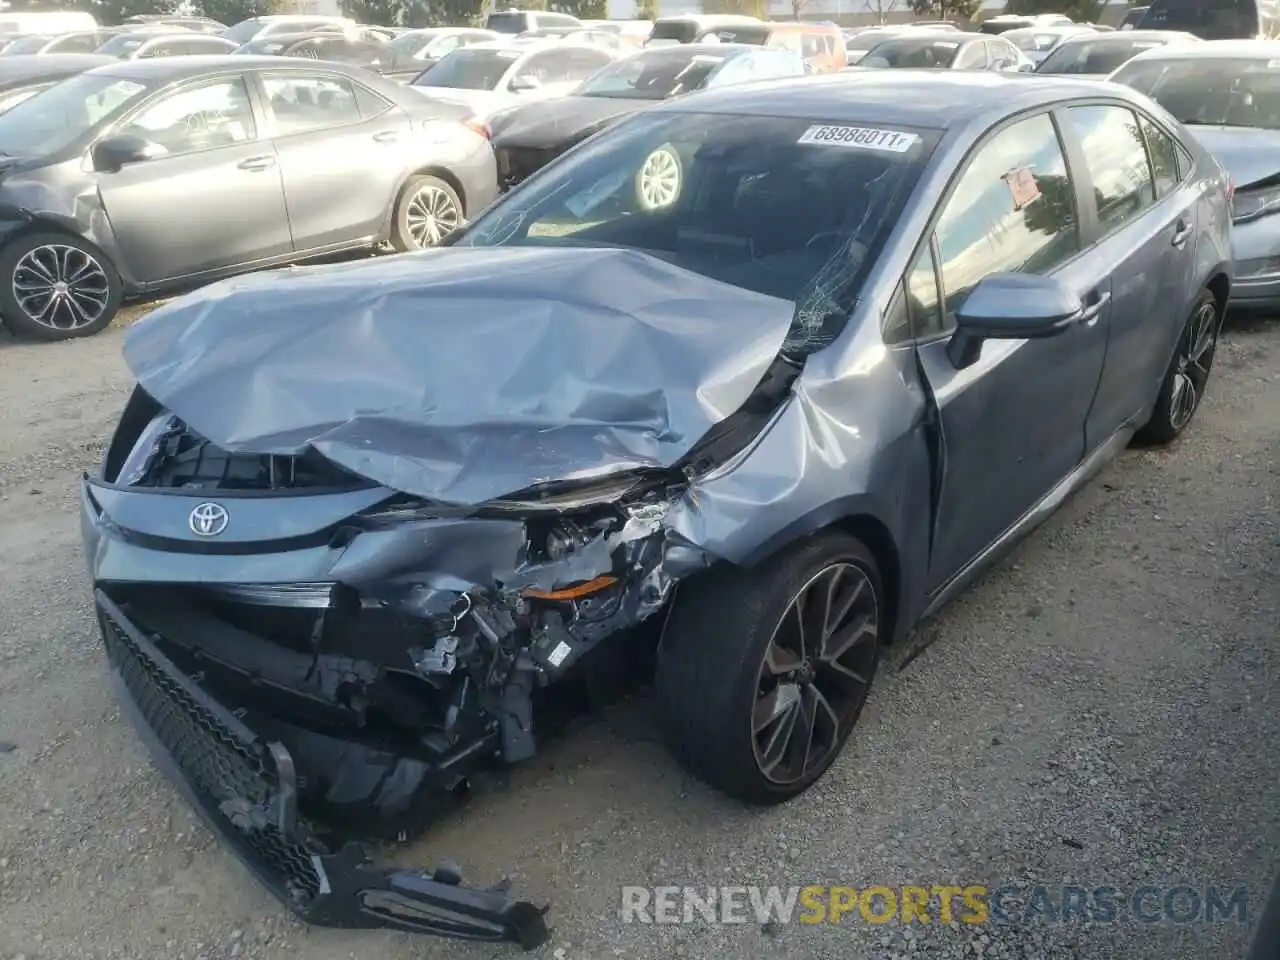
[797,124,920,152]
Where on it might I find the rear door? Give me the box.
[96,74,291,283]
[910,110,1112,589]
[256,68,407,250]
[1059,102,1202,447]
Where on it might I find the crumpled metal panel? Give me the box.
[123,247,794,506]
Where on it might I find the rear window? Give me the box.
[459,112,939,356]
[1112,56,1280,129]
[1007,31,1065,52]
[1036,37,1169,74]
[845,30,897,50]
[413,47,520,89]
[1138,0,1258,39]
[648,20,699,43]
[862,38,961,68]
[577,49,728,99]
[485,12,528,34]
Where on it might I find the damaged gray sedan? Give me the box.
[82,72,1232,948]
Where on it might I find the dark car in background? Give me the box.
[1034,29,1201,78]
[0,56,495,340]
[233,31,393,73]
[95,32,239,60]
[82,70,1229,948]
[488,43,805,189]
[0,53,113,112]
[1136,0,1274,39]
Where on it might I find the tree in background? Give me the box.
[868,0,901,23]
[551,0,608,17]
[191,0,281,25]
[635,0,658,17]
[1005,0,1103,20]
[700,0,767,17]
[907,0,980,22]
[402,0,486,26]
[340,0,405,23]
[80,0,176,25]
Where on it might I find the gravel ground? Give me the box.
[0,307,1275,960]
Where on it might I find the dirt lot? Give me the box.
[0,307,1275,960]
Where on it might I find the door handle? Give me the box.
[237,155,275,171]
[1171,219,1192,247]
[372,130,400,143]
[1078,290,1111,326]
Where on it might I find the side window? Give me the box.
[288,39,323,59]
[1174,142,1194,178]
[57,34,97,53]
[353,81,390,118]
[1139,115,1179,198]
[512,51,571,87]
[954,42,987,69]
[934,113,1080,323]
[263,74,361,135]
[119,79,256,155]
[139,42,171,58]
[1063,104,1156,234]
[905,243,945,339]
[430,34,461,57]
[991,40,1019,68]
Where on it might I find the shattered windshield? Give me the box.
[457,111,937,354]
[1113,57,1280,128]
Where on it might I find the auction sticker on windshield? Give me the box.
[797,125,919,153]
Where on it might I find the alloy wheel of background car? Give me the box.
[391,175,464,252]
[635,144,681,212]
[654,531,883,805]
[752,562,880,786]
[1135,288,1221,446]
[0,232,122,341]
[406,183,462,248]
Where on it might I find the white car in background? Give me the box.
[1001,24,1097,66]
[1033,29,1201,79]
[407,40,618,120]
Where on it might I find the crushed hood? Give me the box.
[123,247,795,505]
[1185,125,1280,189]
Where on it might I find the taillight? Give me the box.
[464,116,491,139]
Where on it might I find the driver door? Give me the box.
[95,75,292,284]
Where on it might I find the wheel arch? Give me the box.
[379,165,468,242]
[717,497,907,648]
[1205,269,1230,317]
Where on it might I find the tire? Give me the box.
[390,175,464,252]
[654,531,883,805]
[1134,289,1221,446]
[0,231,122,341]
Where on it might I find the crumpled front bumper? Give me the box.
[96,589,550,949]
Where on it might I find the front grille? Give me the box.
[101,602,323,906]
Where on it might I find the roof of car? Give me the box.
[871,30,984,42]
[654,70,1137,129]
[1002,24,1095,37]
[86,54,370,81]
[1055,28,1197,45]
[1121,38,1276,60]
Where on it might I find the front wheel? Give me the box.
[654,531,883,805]
[0,232,121,341]
[1135,289,1221,445]
[390,175,463,251]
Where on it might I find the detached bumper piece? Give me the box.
[95,590,550,950]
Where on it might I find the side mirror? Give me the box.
[946,273,1088,369]
[1017,61,1035,72]
[91,134,162,173]
[509,74,542,93]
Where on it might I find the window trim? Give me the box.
[1058,100,1162,244]
[886,105,1086,345]
[253,68,371,139]
[100,74,263,160]
[1136,110,1183,199]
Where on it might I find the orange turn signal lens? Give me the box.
[523,575,618,601]
[464,116,491,139]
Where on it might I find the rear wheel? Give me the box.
[654,532,882,804]
[0,232,121,341]
[390,175,463,251]
[1135,289,1221,445]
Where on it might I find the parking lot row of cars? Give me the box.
[0,9,1276,342]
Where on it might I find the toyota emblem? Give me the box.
[189,502,229,537]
